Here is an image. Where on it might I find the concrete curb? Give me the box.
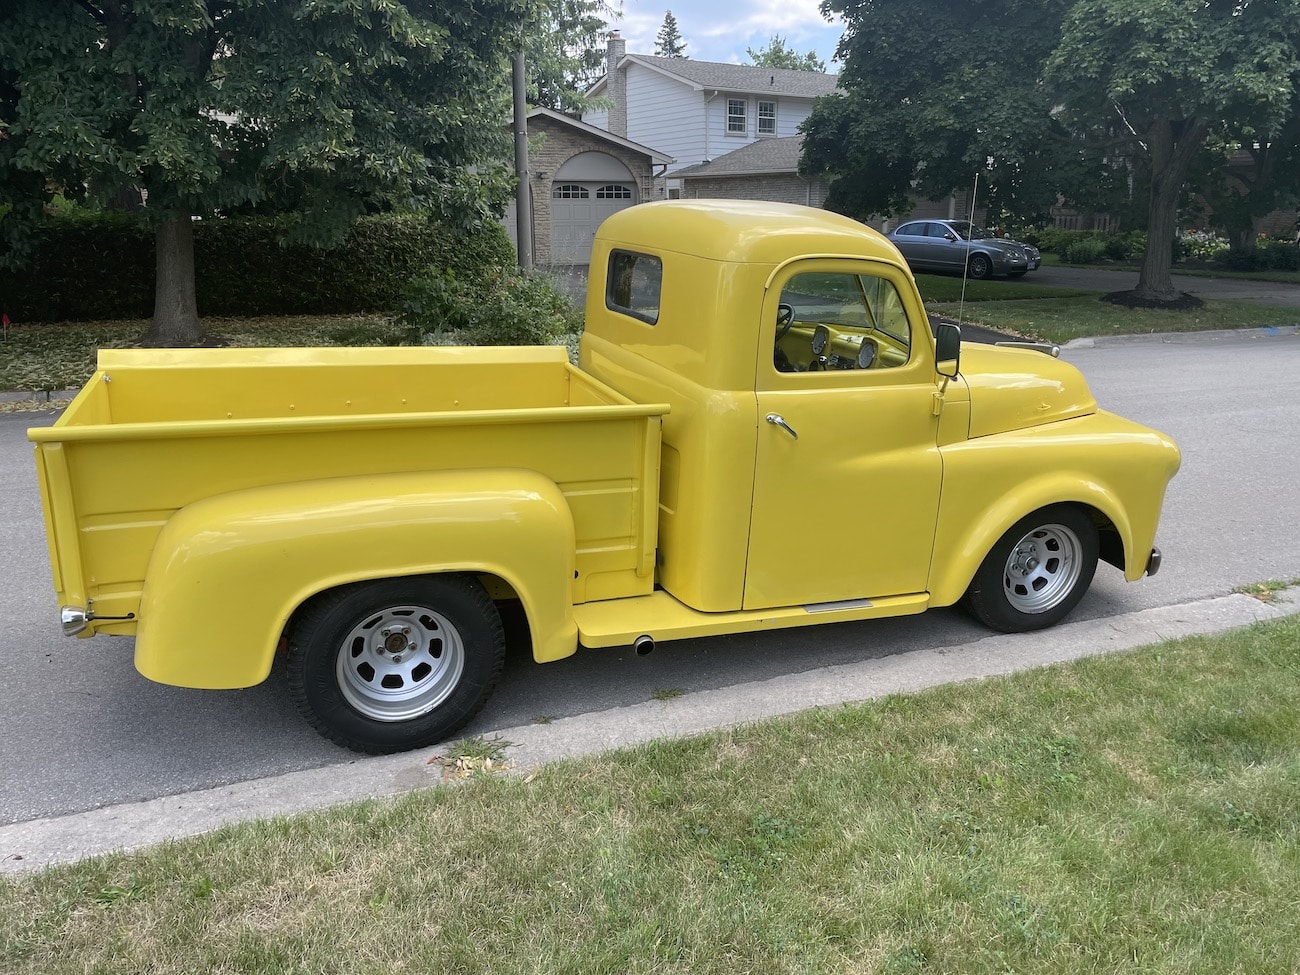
[3,589,1296,874]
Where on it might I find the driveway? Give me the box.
[1030,264,1300,309]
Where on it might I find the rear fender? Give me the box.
[135,469,576,689]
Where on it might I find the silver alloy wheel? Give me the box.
[335,604,466,722]
[1001,523,1083,614]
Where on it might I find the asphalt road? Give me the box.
[3,328,1300,827]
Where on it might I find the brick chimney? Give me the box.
[606,31,627,138]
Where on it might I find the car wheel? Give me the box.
[287,575,504,754]
[963,505,1099,633]
[968,253,993,280]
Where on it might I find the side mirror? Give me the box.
[935,322,961,378]
[944,232,958,241]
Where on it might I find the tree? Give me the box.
[0,0,537,346]
[655,10,688,58]
[747,35,826,73]
[1045,0,1300,303]
[801,0,1077,226]
[802,0,1300,306]
[528,0,622,113]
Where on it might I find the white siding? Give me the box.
[583,106,609,131]
[624,65,703,169]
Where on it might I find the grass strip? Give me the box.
[914,275,1095,303]
[932,296,1300,344]
[3,617,1298,974]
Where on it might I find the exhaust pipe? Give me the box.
[633,634,655,656]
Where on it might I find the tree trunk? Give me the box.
[1132,117,1209,303]
[142,214,204,347]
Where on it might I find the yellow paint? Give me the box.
[30,200,1178,694]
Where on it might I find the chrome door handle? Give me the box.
[765,413,798,440]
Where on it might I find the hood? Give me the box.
[959,344,1096,438]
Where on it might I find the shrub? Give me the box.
[1062,238,1108,264]
[0,212,517,322]
[398,267,582,347]
[1216,239,1300,272]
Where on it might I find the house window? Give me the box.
[553,184,589,199]
[758,100,777,136]
[596,184,633,199]
[727,99,747,134]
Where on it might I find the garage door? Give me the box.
[551,183,635,263]
[549,152,639,264]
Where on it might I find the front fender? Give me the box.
[929,413,1180,606]
[135,469,577,689]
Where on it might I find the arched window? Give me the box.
[596,184,633,199]
[553,184,590,199]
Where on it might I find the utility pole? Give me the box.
[512,52,534,270]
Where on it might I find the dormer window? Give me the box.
[727,99,747,135]
[758,100,777,136]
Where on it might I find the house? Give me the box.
[583,33,840,197]
[673,135,829,207]
[509,106,671,264]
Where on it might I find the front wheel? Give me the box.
[967,253,993,279]
[963,505,1099,632]
[287,575,504,754]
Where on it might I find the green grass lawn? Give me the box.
[3,616,1298,974]
[931,296,1300,344]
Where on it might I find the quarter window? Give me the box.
[727,99,747,134]
[757,100,777,135]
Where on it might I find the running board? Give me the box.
[573,590,930,649]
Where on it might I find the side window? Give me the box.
[772,271,912,373]
[898,222,922,237]
[757,100,777,135]
[606,250,663,325]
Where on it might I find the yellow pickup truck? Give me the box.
[29,200,1180,753]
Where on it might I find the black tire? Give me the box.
[967,253,993,280]
[963,505,1099,633]
[287,575,504,754]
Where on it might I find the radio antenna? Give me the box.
[957,172,979,324]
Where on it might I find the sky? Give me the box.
[612,0,847,70]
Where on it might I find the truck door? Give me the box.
[744,261,944,609]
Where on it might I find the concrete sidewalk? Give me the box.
[4,588,1296,874]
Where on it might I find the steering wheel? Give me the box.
[775,302,796,340]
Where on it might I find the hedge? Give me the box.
[0,212,516,322]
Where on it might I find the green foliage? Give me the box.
[398,267,582,346]
[0,213,515,322]
[805,0,1300,298]
[528,1,620,113]
[654,10,688,58]
[746,36,826,73]
[0,0,539,341]
[1062,238,1108,264]
[1217,239,1300,272]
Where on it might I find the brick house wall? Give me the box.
[523,112,660,265]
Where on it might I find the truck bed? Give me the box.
[30,347,667,633]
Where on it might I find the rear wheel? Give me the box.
[287,575,504,754]
[963,505,1099,632]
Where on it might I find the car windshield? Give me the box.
[947,221,994,241]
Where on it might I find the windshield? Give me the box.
[947,221,993,241]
